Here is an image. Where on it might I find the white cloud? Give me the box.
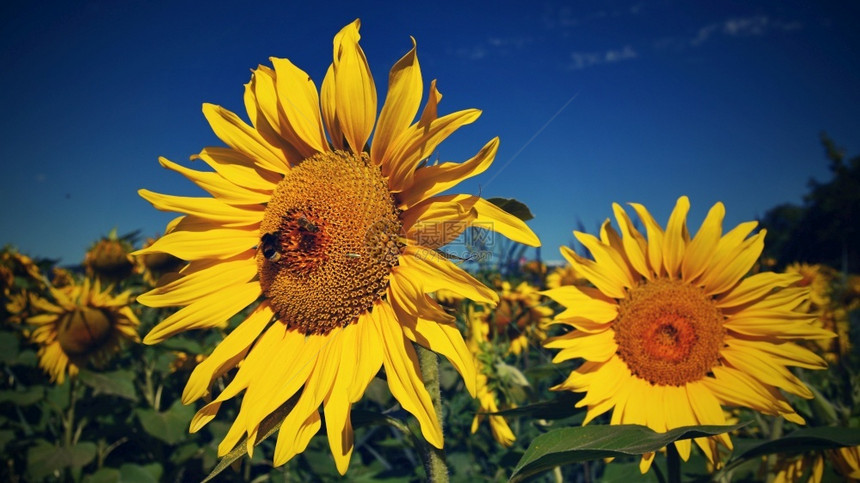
[691,15,802,46]
[568,45,638,70]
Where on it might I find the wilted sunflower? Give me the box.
[27,278,140,384]
[135,19,539,474]
[542,196,833,473]
[84,228,136,283]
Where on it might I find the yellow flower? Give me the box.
[466,305,516,447]
[84,229,136,283]
[770,452,825,483]
[1,247,44,293]
[542,196,833,473]
[784,263,832,307]
[27,278,140,384]
[829,445,860,480]
[134,19,538,474]
[545,264,583,289]
[495,281,553,355]
[135,235,184,287]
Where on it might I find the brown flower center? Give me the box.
[614,278,725,386]
[57,307,113,356]
[258,150,402,335]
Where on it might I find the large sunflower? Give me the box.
[135,19,539,474]
[27,278,140,384]
[541,196,833,472]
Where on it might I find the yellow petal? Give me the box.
[243,331,325,450]
[575,231,635,289]
[349,312,384,402]
[398,137,498,210]
[138,257,256,307]
[324,325,359,475]
[192,147,282,191]
[724,309,831,339]
[371,37,422,165]
[320,64,344,151]
[373,301,443,448]
[273,333,338,466]
[133,226,257,261]
[662,196,690,278]
[716,272,803,309]
[541,286,618,323]
[385,109,481,193]
[702,231,766,296]
[612,203,651,279]
[721,345,813,398]
[271,57,330,155]
[682,201,725,282]
[182,301,274,404]
[139,190,265,227]
[629,202,665,277]
[663,386,697,460]
[143,282,260,344]
[332,19,377,154]
[420,79,442,125]
[244,66,305,165]
[726,337,827,370]
[202,103,289,174]
[399,246,498,305]
[418,194,540,247]
[546,329,617,363]
[560,246,626,299]
[402,199,476,249]
[389,276,476,397]
[158,157,271,205]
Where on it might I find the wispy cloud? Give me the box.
[567,45,638,70]
[450,35,534,61]
[691,15,802,46]
[543,2,644,29]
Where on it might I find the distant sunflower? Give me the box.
[84,229,136,283]
[466,305,516,447]
[495,281,553,355]
[545,264,583,289]
[135,19,539,474]
[27,278,140,384]
[542,196,833,473]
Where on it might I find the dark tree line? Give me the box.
[759,133,860,273]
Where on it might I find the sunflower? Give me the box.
[541,196,833,473]
[134,19,539,474]
[545,263,583,289]
[84,229,136,283]
[495,281,553,355]
[27,278,140,384]
[466,305,516,447]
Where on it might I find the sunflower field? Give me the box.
[3,19,860,483]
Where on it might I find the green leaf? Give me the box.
[487,198,534,221]
[159,336,204,354]
[509,423,748,482]
[0,331,20,364]
[0,429,15,452]
[201,397,296,483]
[732,426,860,461]
[487,391,583,421]
[135,399,194,445]
[78,369,137,401]
[0,387,44,406]
[118,463,163,483]
[27,440,97,480]
[83,467,121,483]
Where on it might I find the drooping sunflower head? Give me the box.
[135,19,538,475]
[84,229,136,283]
[542,196,834,473]
[135,236,184,287]
[27,277,140,384]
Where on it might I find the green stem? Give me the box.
[666,443,681,483]
[64,377,78,447]
[417,346,449,483]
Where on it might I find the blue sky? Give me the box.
[2,0,859,266]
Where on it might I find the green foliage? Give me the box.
[760,133,860,271]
